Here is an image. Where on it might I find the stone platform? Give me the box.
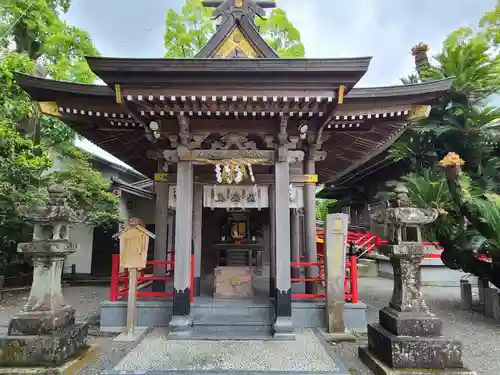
[0,322,89,366]
[102,328,349,375]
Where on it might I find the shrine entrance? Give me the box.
[199,185,271,299]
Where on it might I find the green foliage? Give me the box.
[164,0,215,58]
[0,120,51,273]
[48,157,121,228]
[1,0,99,82]
[256,8,305,57]
[316,199,336,221]
[387,2,500,281]
[0,0,120,275]
[164,0,305,57]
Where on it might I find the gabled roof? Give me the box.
[196,0,278,58]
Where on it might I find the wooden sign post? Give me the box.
[114,217,155,336]
[324,213,349,334]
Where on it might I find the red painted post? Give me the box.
[190,254,194,303]
[350,253,359,304]
[110,254,119,301]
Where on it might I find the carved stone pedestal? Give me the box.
[359,186,476,375]
[214,266,253,298]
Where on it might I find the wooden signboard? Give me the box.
[113,218,155,336]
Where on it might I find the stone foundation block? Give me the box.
[379,306,442,337]
[359,346,477,375]
[367,324,463,369]
[483,288,499,319]
[8,306,75,336]
[0,322,88,366]
[460,280,473,310]
[272,316,295,341]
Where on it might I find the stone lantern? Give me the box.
[0,185,89,366]
[359,184,475,374]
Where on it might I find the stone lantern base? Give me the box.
[359,346,476,375]
[0,321,89,366]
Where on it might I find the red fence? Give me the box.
[110,252,195,302]
[290,244,359,303]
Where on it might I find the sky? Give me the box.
[61,0,496,166]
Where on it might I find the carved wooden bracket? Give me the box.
[177,115,190,146]
[315,151,327,162]
[211,133,257,150]
[188,133,210,149]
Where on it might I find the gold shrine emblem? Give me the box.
[38,102,60,117]
[407,105,431,121]
[234,0,243,7]
[229,276,240,286]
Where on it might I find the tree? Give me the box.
[164,0,306,58]
[386,2,500,285]
[0,1,120,276]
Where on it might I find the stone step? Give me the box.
[192,314,272,333]
[185,329,274,340]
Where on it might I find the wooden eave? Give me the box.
[15,74,452,181]
[316,78,453,184]
[85,56,372,88]
[110,177,155,200]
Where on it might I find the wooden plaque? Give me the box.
[119,227,149,269]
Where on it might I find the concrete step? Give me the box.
[192,314,272,333]
[186,329,274,340]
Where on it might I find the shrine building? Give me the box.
[15,0,452,337]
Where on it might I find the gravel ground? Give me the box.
[332,277,500,375]
[0,279,498,375]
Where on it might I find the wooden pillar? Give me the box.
[324,213,349,333]
[269,184,276,298]
[171,160,193,317]
[304,157,318,293]
[273,147,294,339]
[193,183,203,296]
[153,181,169,292]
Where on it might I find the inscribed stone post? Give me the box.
[324,213,349,333]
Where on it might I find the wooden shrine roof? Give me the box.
[15,72,452,180]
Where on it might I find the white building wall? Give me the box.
[65,224,94,274]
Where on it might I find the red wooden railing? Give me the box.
[110,252,195,303]
[290,245,359,303]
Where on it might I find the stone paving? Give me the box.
[113,328,342,373]
[0,278,498,375]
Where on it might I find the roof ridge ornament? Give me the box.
[202,0,275,27]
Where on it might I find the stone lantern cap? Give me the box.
[369,184,438,226]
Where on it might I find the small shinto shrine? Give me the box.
[15,0,452,338]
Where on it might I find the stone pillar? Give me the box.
[166,212,174,273]
[153,181,169,292]
[304,156,317,293]
[171,160,194,322]
[273,148,294,339]
[269,183,276,297]
[193,183,203,296]
[290,209,301,279]
[359,185,476,374]
[324,213,349,333]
